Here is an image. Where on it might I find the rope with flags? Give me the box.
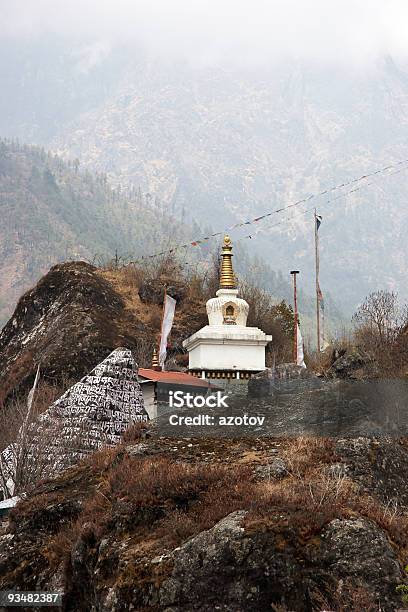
[220,158,408,246]
[128,157,408,265]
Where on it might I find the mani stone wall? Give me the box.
[35,347,148,470]
[1,348,148,496]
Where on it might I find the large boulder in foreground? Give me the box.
[159,512,402,611]
[0,261,150,405]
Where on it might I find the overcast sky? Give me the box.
[2,0,408,69]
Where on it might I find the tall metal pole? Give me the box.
[314,209,321,353]
[290,270,299,364]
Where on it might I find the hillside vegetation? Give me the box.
[1,435,408,611]
[0,139,188,325]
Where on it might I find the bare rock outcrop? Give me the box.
[336,437,408,507]
[0,261,150,406]
[158,512,403,611]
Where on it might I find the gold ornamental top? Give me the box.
[219,235,237,289]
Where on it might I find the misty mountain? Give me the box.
[0,138,189,325]
[2,40,408,318]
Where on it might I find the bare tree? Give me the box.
[353,290,399,345]
[352,290,408,375]
[0,396,61,498]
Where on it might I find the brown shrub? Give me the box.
[85,445,123,475]
[144,253,184,282]
[105,456,234,509]
[330,580,379,611]
[132,336,156,368]
[78,492,112,534]
[240,283,294,365]
[43,524,78,568]
[353,494,408,551]
[158,466,257,545]
[122,421,151,443]
[118,264,145,290]
[352,290,408,376]
[186,273,207,302]
[10,491,57,524]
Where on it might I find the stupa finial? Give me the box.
[219,235,237,289]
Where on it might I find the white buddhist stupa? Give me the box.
[183,235,272,380]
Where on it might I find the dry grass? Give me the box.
[279,436,337,472]
[122,421,151,443]
[99,266,148,323]
[40,438,332,565]
[330,581,381,611]
[355,494,408,554]
[43,452,255,564]
[28,437,408,607]
[105,455,239,510]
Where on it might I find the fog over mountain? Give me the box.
[2,1,408,319]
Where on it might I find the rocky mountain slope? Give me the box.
[2,42,408,312]
[0,139,189,326]
[1,435,407,611]
[41,55,408,314]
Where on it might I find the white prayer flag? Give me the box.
[296,323,306,368]
[27,364,40,412]
[159,295,177,368]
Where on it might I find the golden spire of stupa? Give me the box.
[219,235,237,289]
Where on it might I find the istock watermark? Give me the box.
[168,390,230,409]
[165,391,266,429]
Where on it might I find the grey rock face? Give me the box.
[327,349,373,379]
[315,517,403,609]
[336,437,408,507]
[158,511,404,611]
[159,511,257,611]
[248,376,273,398]
[255,457,288,479]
